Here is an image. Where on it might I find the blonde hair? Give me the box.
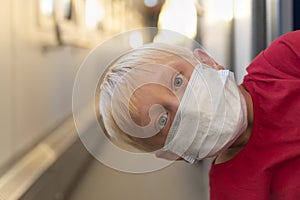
[98,43,197,152]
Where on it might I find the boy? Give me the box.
[99,31,300,199]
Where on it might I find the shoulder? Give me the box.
[244,31,300,81]
[277,30,300,48]
[264,30,300,66]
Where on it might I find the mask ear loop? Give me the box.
[155,150,180,161]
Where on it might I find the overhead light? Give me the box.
[204,0,234,22]
[85,0,105,29]
[39,0,54,16]
[234,0,251,20]
[144,0,158,7]
[156,0,197,40]
[218,0,234,21]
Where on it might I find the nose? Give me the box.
[166,92,180,114]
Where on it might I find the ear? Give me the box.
[193,49,225,70]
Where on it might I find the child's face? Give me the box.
[130,55,195,151]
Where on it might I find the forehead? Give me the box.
[129,53,195,97]
[135,54,195,80]
[159,54,195,69]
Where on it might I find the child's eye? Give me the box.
[173,73,184,90]
[157,113,168,130]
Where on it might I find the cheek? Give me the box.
[138,133,166,151]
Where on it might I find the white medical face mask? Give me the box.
[157,64,248,164]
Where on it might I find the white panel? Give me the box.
[0,0,13,170]
[266,0,279,45]
[200,0,234,68]
[11,0,90,157]
[233,0,253,84]
[266,0,293,45]
[279,0,293,35]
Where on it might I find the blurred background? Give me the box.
[0,0,299,199]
